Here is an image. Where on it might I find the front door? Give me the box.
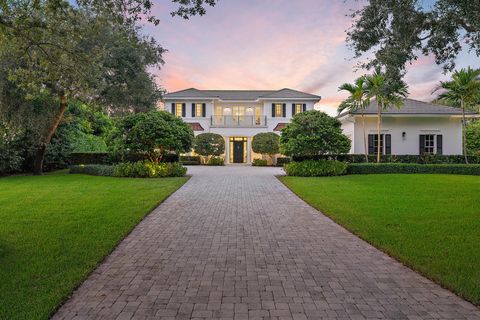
[233,141,244,163]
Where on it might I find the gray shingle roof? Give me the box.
[164,88,321,101]
[349,98,477,115]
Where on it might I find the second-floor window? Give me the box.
[292,103,306,115]
[192,103,206,117]
[172,103,185,117]
[272,103,286,117]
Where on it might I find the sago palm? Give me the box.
[365,70,408,163]
[435,67,480,164]
[338,76,370,162]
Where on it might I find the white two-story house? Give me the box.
[163,88,321,164]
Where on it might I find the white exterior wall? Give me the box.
[341,115,463,155]
[164,98,318,163]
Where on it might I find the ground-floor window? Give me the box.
[420,134,442,155]
[368,134,391,155]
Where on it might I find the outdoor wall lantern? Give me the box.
[402,132,406,140]
[246,107,253,114]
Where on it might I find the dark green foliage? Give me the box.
[71,161,187,177]
[347,163,480,175]
[347,0,480,79]
[251,133,280,156]
[179,155,201,165]
[280,111,350,157]
[252,159,268,166]
[113,161,187,178]
[206,156,224,166]
[292,154,480,164]
[70,153,110,165]
[0,138,23,175]
[109,111,194,162]
[193,133,225,158]
[275,157,292,167]
[70,164,115,176]
[284,160,348,177]
[466,120,480,155]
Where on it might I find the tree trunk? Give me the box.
[377,100,382,163]
[461,100,469,164]
[33,94,68,175]
[361,111,368,163]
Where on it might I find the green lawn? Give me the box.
[0,172,188,320]
[280,174,480,305]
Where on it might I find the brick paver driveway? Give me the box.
[53,166,480,320]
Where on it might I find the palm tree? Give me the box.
[365,70,408,163]
[338,76,370,162]
[435,67,480,164]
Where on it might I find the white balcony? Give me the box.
[211,115,267,127]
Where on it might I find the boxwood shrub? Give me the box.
[252,159,268,166]
[347,163,480,175]
[284,160,347,177]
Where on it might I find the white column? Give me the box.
[225,136,230,164]
[246,137,251,164]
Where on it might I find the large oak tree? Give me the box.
[0,0,217,174]
[347,0,480,79]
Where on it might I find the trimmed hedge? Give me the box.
[347,163,480,175]
[206,156,224,166]
[70,164,115,176]
[70,161,187,178]
[70,152,180,165]
[292,154,480,164]
[276,157,291,167]
[70,153,109,165]
[180,155,201,165]
[114,161,186,177]
[284,160,347,177]
[252,159,268,166]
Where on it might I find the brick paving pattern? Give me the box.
[52,166,480,319]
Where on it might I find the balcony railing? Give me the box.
[211,115,267,127]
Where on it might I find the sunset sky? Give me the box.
[144,0,480,115]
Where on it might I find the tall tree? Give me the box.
[338,76,370,162]
[435,67,480,164]
[0,0,216,174]
[347,0,480,80]
[365,70,409,162]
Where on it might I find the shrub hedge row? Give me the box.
[69,152,180,165]
[292,154,480,164]
[347,163,480,175]
[69,164,115,176]
[179,155,201,165]
[252,159,268,166]
[276,157,291,167]
[206,156,225,166]
[284,160,347,177]
[70,161,187,178]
